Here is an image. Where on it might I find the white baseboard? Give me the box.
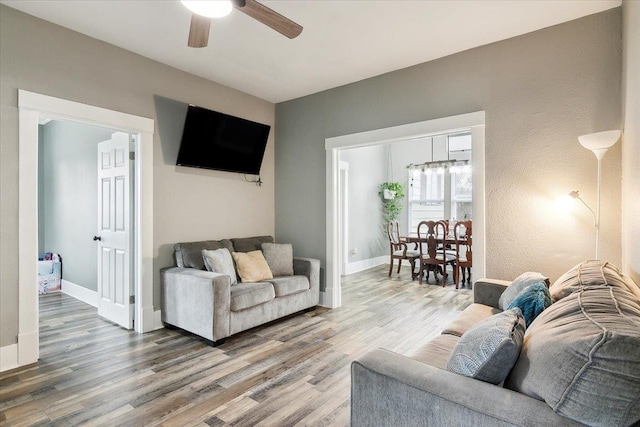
[318,291,328,307]
[344,255,387,275]
[0,329,38,373]
[0,343,18,372]
[62,279,98,307]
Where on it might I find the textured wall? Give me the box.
[42,121,114,291]
[275,9,622,291]
[0,5,275,347]
[622,0,640,284]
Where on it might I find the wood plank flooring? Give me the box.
[0,265,472,426]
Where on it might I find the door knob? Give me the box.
[93,236,102,241]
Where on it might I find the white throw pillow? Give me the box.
[261,243,294,277]
[202,248,237,285]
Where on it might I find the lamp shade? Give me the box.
[578,130,620,159]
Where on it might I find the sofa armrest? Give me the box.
[473,278,511,309]
[160,267,231,342]
[293,257,320,295]
[351,349,581,427]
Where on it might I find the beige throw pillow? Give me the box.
[232,250,273,283]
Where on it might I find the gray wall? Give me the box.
[622,0,640,284]
[41,120,113,291]
[275,9,622,290]
[0,5,275,347]
[340,145,387,262]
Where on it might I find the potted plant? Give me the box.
[378,182,405,224]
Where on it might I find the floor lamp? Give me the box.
[574,130,621,260]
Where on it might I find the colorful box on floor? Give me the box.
[38,260,61,294]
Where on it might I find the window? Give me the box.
[409,168,445,231]
[408,133,472,229]
[451,167,472,220]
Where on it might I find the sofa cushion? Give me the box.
[262,243,294,277]
[174,239,234,270]
[268,276,309,297]
[499,271,550,310]
[231,236,274,253]
[232,250,273,283]
[551,260,640,301]
[230,282,275,311]
[504,282,640,426]
[410,334,460,369]
[507,282,551,327]
[447,308,526,385]
[441,303,501,337]
[202,248,237,285]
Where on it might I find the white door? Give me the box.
[96,132,133,329]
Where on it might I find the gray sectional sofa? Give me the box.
[161,236,320,344]
[351,261,640,427]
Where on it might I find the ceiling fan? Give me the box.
[182,0,303,48]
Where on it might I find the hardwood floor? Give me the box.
[0,265,472,426]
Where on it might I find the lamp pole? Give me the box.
[577,130,620,261]
[595,156,602,260]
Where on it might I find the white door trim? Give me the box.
[17,90,154,368]
[324,111,486,308]
[339,161,349,276]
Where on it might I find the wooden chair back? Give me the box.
[453,220,472,287]
[416,220,447,262]
[387,220,418,278]
[387,220,402,248]
[453,220,472,262]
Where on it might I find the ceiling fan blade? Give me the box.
[233,0,302,39]
[188,13,211,48]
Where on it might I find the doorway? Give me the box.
[16,90,155,369]
[38,121,135,329]
[324,111,486,309]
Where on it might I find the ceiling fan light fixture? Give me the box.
[181,0,233,18]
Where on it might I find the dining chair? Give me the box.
[453,220,472,288]
[416,220,456,286]
[387,220,419,278]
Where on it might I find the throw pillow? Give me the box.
[507,282,551,327]
[202,248,237,285]
[446,308,526,385]
[261,243,294,277]
[232,250,273,283]
[499,272,550,310]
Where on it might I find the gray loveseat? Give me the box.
[161,236,320,344]
[352,261,640,427]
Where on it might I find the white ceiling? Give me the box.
[2,0,621,103]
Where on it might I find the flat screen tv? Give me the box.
[176,105,271,175]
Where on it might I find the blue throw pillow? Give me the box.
[499,271,550,309]
[507,282,552,327]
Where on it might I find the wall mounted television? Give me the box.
[176,105,271,175]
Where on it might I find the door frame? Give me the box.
[339,161,349,276]
[17,90,154,367]
[324,111,486,308]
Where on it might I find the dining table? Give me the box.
[400,233,468,281]
[401,233,467,246]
